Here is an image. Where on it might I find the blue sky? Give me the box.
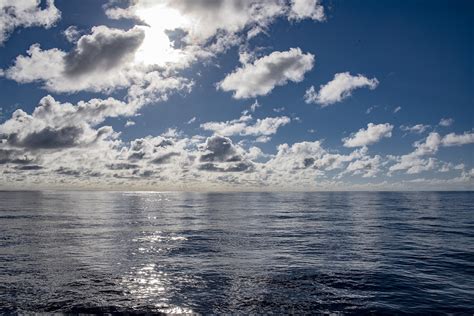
[0,0,472,190]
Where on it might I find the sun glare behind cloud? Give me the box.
[134,4,190,66]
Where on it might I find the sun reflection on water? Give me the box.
[121,231,193,314]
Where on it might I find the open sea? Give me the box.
[0,191,473,314]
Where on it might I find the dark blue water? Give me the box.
[0,191,473,314]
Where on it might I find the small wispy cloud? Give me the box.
[439,118,454,127]
[125,120,136,127]
[400,124,430,134]
[186,117,197,124]
[366,106,377,114]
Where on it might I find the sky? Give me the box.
[0,0,472,191]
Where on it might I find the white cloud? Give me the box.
[0,0,61,45]
[125,120,136,127]
[5,26,145,93]
[289,0,325,21]
[186,117,196,124]
[4,25,193,105]
[305,72,379,106]
[439,117,454,127]
[3,0,324,99]
[344,155,382,178]
[62,25,81,43]
[250,100,261,112]
[218,48,314,99]
[1,101,472,190]
[366,106,376,114]
[255,136,271,143]
[389,131,474,174]
[442,132,474,146]
[0,95,129,151]
[105,0,325,47]
[393,106,402,113]
[107,0,281,44]
[400,124,430,134]
[343,123,393,147]
[201,114,290,137]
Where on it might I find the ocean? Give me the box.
[0,191,473,314]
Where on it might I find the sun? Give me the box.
[134,4,190,66]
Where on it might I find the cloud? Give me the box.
[442,132,474,146]
[218,48,314,98]
[198,135,254,172]
[62,25,81,43]
[439,117,454,127]
[366,106,376,114]
[106,0,325,46]
[250,100,261,112]
[15,164,43,171]
[389,131,474,174]
[255,136,271,143]
[266,140,368,175]
[5,26,145,93]
[393,106,402,113]
[199,135,244,163]
[125,120,136,127]
[4,26,193,106]
[201,114,290,137]
[7,125,92,150]
[3,1,324,98]
[151,152,181,165]
[400,124,430,134]
[344,155,382,178]
[289,0,325,21]
[343,123,393,147]
[0,0,61,45]
[0,148,33,164]
[186,117,196,124]
[241,100,261,116]
[305,72,379,106]
[1,104,472,190]
[0,95,132,151]
[63,26,145,77]
[125,135,188,165]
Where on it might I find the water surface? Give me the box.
[0,191,473,314]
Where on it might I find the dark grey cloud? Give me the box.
[127,137,176,161]
[15,165,43,170]
[7,126,84,149]
[56,167,82,176]
[128,151,146,161]
[199,135,243,163]
[64,26,144,77]
[303,157,315,168]
[151,152,180,164]
[197,135,254,172]
[107,163,140,170]
[132,169,155,177]
[198,161,253,172]
[0,149,33,164]
[172,0,246,13]
[156,139,174,147]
